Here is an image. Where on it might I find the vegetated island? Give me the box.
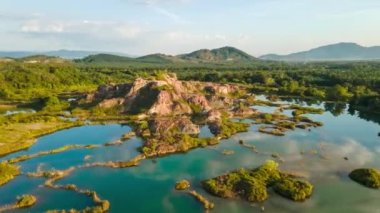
[0,194,37,212]
[202,160,313,202]
[349,168,380,189]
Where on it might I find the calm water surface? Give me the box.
[1,102,380,213]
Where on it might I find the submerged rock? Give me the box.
[349,168,380,189]
[188,190,215,210]
[232,105,256,117]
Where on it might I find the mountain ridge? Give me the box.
[75,46,257,65]
[260,42,380,61]
[0,50,134,59]
[2,42,380,63]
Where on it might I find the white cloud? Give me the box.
[19,18,144,38]
[21,20,65,33]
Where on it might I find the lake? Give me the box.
[0,101,379,213]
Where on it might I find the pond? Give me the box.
[0,101,379,212]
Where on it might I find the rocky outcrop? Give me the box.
[98,98,124,109]
[87,73,246,117]
[187,95,211,112]
[204,84,239,95]
[232,106,257,117]
[86,83,131,103]
[148,117,199,135]
[147,90,192,115]
[206,109,222,122]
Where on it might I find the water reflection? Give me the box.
[1,97,380,212]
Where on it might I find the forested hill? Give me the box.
[73,46,258,66]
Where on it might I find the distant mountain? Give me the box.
[77,47,257,66]
[20,55,68,64]
[179,46,256,62]
[260,43,380,61]
[0,50,133,59]
[76,54,134,63]
[0,51,36,58]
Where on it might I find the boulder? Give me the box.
[98,98,124,109]
[148,117,200,135]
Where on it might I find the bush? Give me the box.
[202,160,314,203]
[175,180,191,190]
[273,178,313,201]
[16,195,37,208]
[0,162,20,185]
[349,168,380,189]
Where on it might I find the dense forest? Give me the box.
[0,58,380,116]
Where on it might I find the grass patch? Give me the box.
[0,162,19,186]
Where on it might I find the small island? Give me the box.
[175,180,191,190]
[202,160,313,202]
[0,194,37,212]
[349,168,380,189]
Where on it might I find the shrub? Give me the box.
[175,180,191,190]
[16,195,37,208]
[349,168,380,189]
[273,178,313,201]
[0,162,20,185]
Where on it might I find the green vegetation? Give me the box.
[202,160,313,202]
[6,144,98,164]
[210,116,249,139]
[286,105,324,115]
[141,133,219,157]
[258,126,286,136]
[175,180,191,190]
[16,195,37,208]
[42,96,70,112]
[0,194,37,212]
[0,162,19,185]
[273,178,313,201]
[349,168,380,189]
[0,112,83,156]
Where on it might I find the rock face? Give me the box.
[204,84,239,95]
[85,73,254,157]
[98,98,124,109]
[148,117,200,135]
[88,73,244,117]
[87,83,131,102]
[232,106,257,117]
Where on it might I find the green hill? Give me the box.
[75,54,134,64]
[179,46,256,63]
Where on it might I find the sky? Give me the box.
[1,0,380,56]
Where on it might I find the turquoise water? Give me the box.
[1,104,380,212]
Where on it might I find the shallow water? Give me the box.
[1,103,380,213]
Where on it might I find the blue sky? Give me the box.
[1,0,380,56]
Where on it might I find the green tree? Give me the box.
[328,85,353,101]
